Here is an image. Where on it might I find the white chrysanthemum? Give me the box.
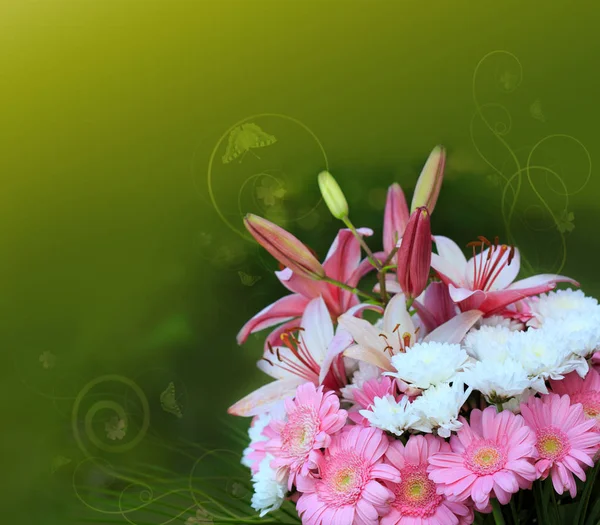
[250,454,287,517]
[506,327,588,393]
[359,395,418,436]
[340,361,381,401]
[478,315,523,331]
[409,381,472,438]
[529,289,598,326]
[557,310,600,358]
[386,342,471,389]
[463,325,517,362]
[460,358,532,402]
[241,413,271,469]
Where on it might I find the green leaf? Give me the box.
[585,496,600,525]
[575,462,600,525]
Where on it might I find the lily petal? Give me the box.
[338,315,384,353]
[382,293,414,335]
[227,377,303,417]
[383,183,409,254]
[344,344,393,372]
[433,236,468,279]
[300,297,334,364]
[424,309,483,344]
[275,267,327,298]
[413,281,457,333]
[319,328,354,384]
[492,247,521,290]
[323,229,366,314]
[507,274,579,290]
[237,294,310,344]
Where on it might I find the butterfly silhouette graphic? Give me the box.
[39,351,56,369]
[529,99,546,122]
[499,70,519,92]
[238,271,261,287]
[222,123,276,164]
[160,382,183,419]
[51,455,72,474]
[556,209,575,233]
[186,506,213,524]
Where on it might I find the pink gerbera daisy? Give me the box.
[264,382,347,488]
[382,435,474,525]
[520,393,600,498]
[550,369,600,429]
[428,406,537,512]
[296,426,401,525]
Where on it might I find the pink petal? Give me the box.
[237,293,309,344]
[276,267,329,298]
[448,284,483,304]
[323,229,364,310]
[492,248,521,290]
[383,293,415,334]
[370,463,401,483]
[362,480,393,506]
[319,327,354,384]
[227,377,303,417]
[432,235,467,284]
[339,315,385,353]
[300,297,334,364]
[507,273,579,290]
[344,344,393,372]
[413,281,458,332]
[383,183,409,254]
[424,309,483,344]
[264,319,302,350]
[244,214,325,279]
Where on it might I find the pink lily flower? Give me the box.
[431,235,578,316]
[237,228,377,346]
[228,297,352,417]
[413,281,459,333]
[338,293,482,372]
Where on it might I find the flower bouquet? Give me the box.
[228,147,600,525]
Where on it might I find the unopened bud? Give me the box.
[410,145,446,214]
[396,207,432,299]
[318,171,349,220]
[244,214,325,280]
[383,183,409,254]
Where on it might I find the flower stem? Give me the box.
[491,499,506,525]
[322,276,380,303]
[377,271,389,304]
[342,217,382,270]
[510,499,519,525]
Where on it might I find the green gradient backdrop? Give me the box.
[2,1,600,523]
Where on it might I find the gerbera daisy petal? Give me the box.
[384,435,473,524]
[296,427,398,525]
[521,393,600,498]
[265,382,347,487]
[429,406,536,510]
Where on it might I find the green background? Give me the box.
[2,0,599,523]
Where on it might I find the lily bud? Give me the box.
[410,145,446,214]
[396,207,432,299]
[244,214,325,280]
[318,171,349,220]
[383,183,409,254]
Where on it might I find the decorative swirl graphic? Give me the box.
[471,50,591,275]
[205,113,329,241]
[72,374,150,455]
